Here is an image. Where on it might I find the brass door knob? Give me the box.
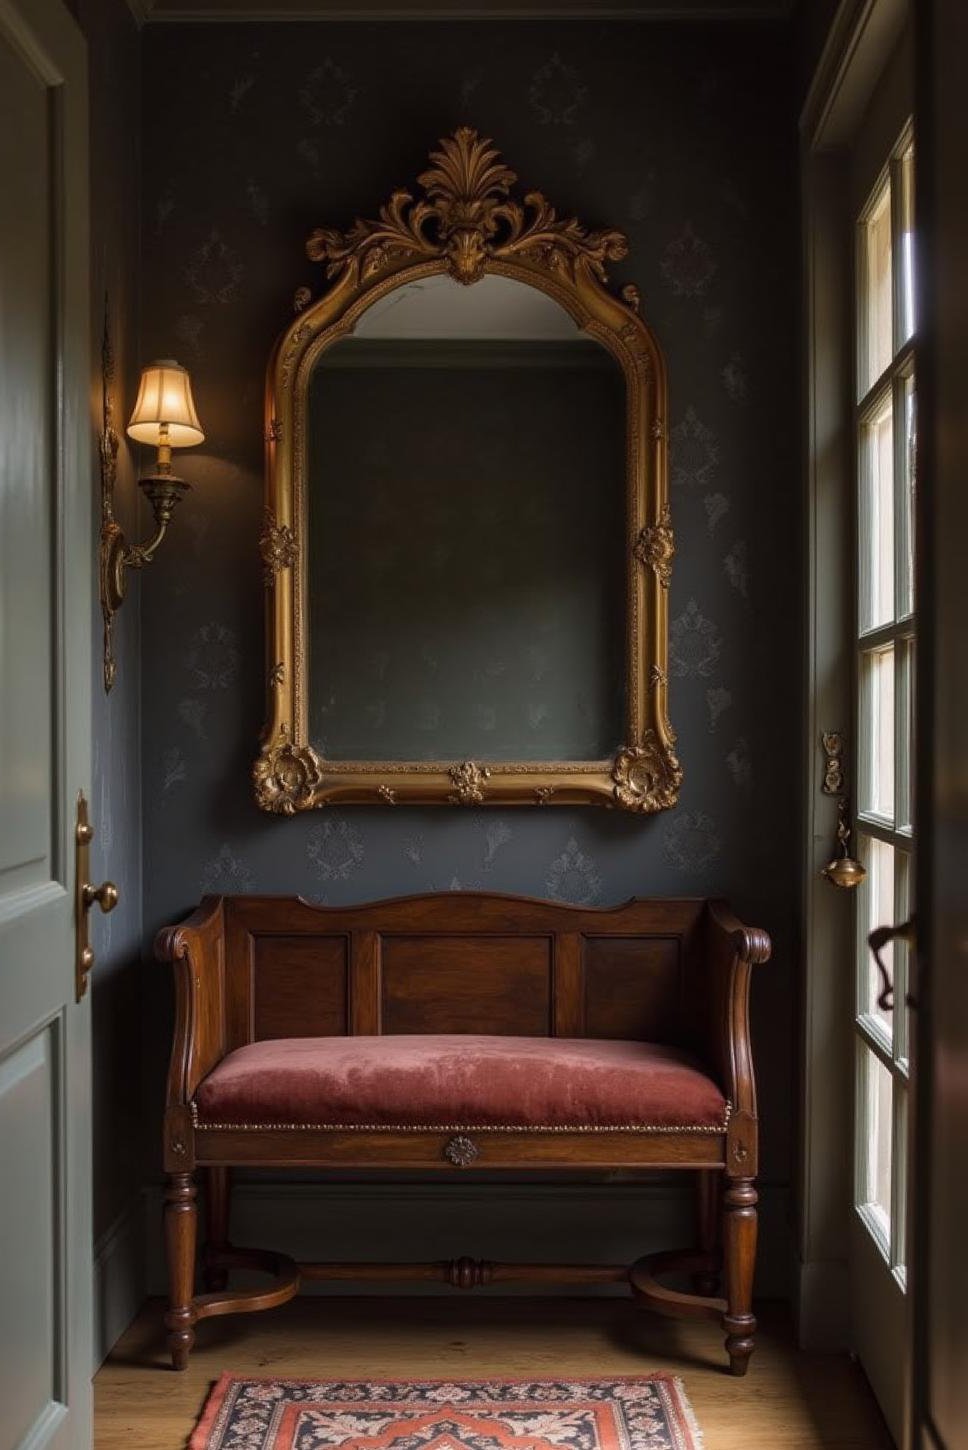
[82,880,119,914]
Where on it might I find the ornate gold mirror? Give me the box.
[255,129,679,813]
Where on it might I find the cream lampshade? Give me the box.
[127,359,204,451]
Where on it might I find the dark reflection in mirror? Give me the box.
[306,298,626,764]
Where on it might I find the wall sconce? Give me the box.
[99,315,204,690]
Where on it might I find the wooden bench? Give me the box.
[156,892,770,1374]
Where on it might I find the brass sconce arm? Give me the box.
[117,474,191,571]
[100,469,192,679]
[98,306,203,692]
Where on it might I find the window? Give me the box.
[853,130,915,1281]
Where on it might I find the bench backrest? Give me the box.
[217,893,708,1051]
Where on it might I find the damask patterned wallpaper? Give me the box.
[140,21,800,1207]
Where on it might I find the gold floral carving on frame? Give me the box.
[259,507,297,586]
[633,503,675,588]
[253,733,325,815]
[612,736,682,814]
[448,761,492,805]
[256,128,679,814]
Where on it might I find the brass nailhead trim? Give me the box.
[190,1101,731,1134]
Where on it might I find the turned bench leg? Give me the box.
[722,1176,757,1376]
[203,1166,231,1292]
[693,1168,722,1296]
[164,1172,197,1371]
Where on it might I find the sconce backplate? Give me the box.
[99,305,123,691]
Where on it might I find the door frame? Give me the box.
[909,2,968,1444]
[798,0,910,1365]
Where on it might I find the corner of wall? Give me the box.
[94,1189,148,1364]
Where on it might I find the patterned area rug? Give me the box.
[190,1376,703,1450]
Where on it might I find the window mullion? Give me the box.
[856,816,912,851]
[856,341,915,420]
[859,617,913,651]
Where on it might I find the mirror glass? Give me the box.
[306,273,626,763]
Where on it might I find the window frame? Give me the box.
[852,119,915,1285]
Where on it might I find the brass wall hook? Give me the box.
[820,732,866,889]
[822,796,867,889]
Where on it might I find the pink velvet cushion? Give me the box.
[193,1035,727,1130]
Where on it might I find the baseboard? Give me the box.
[94,1192,147,1367]
[796,1255,850,1350]
[143,1178,792,1299]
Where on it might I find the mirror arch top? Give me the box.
[256,127,680,815]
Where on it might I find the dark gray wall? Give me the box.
[139,20,800,1268]
[795,0,841,102]
[78,0,143,1250]
[72,0,145,1355]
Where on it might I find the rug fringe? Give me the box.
[669,1375,704,1450]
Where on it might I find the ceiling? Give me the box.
[140,0,796,22]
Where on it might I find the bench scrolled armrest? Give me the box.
[155,895,226,1108]
[692,899,771,1124]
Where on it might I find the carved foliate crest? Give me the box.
[612,734,683,814]
[306,127,628,289]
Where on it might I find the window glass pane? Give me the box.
[859,835,895,1034]
[897,637,914,833]
[893,1083,908,1272]
[860,392,895,629]
[899,145,915,343]
[860,645,895,819]
[900,373,916,617]
[862,180,893,391]
[858,1044,893,1249]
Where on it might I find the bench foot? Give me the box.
[722,1176,757,1376]
[163,1173,197,1371]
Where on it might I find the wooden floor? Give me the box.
[95,1296,892,1450]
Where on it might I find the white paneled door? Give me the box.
[0,2,93,1448]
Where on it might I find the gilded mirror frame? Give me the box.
[255,128,680,813]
